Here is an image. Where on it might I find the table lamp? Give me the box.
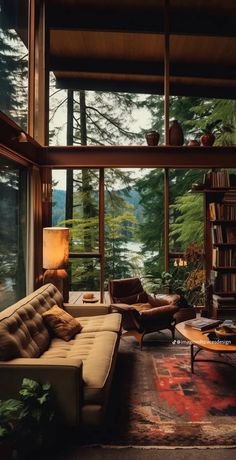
[43,227,69,302]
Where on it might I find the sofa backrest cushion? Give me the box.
[0,284,63,361]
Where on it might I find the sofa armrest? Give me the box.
[64,303,111,317]
[0,358,83,426]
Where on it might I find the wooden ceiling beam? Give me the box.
[48,7,236,38]
[50,57,236,81]
[56,77,236,100]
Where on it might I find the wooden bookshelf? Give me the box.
[193,170,236,319]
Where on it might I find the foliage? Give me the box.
[186,99,236,145]
[136,169,205,278]
[0,378,55,455]
[150,244,206,306]
[169,194,204,246]
[0,20,28,130]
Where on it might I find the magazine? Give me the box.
[184,317,222,331]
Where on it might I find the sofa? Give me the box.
[0,283,122,428]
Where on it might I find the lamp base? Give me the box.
[43,269,69,302]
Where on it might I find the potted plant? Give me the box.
[0,398,24,459]
[0,378,55,459]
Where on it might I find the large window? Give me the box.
[0,0,28,131]
[0,155,27,310]
[52,166,207,304]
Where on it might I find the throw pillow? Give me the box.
[42,305,82,341]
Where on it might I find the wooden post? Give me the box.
[28,0,36,137]
[164,0,170,272]
[164,0,170,145]
[99,169,105,302]
[164,168,169,273]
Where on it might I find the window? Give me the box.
[0,0,28,131]
[0,155,27,310]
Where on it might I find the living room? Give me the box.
[0,1,236,459]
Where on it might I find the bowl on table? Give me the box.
[215,325,236,344]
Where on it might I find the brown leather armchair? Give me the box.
[108,277,180,349]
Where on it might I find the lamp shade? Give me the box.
[43,227,69,269]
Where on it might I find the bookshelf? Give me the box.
[193,170,236,320]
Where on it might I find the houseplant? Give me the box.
[0,378,55,459]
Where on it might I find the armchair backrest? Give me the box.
[108,277,148,304]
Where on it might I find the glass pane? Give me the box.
[69,258,100,291]
[0,0,28,130]
[49,74,158,147]
[168,168,206,305]
[52,169,100,252]
[169,169,205,253]
[0,155,27,310]
[104,168,164,289]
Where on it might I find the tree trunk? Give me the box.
[65,90,74,222]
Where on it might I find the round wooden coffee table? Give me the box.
[176,321,236,373]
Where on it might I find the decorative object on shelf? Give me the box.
[82,292,98,303]
[43,227,70,302]
[169,120,184,146]
[188,139,200,146]
[145,130,160,146]
[200,132,215,146]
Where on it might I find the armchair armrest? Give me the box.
[140,304,179,328]
[111,303,142,331]
[0,358,83,426]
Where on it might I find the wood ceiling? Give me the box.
[48,1,236,98]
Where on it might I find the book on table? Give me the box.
[184,317,222,331]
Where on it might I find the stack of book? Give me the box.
[185,317,222,331]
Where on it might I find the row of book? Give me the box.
[209,202,236,221]
[212,248,236,267]
[212,272,236,292]
[204,170,230,188]
[211,224,236,244]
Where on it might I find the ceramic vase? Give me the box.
[188,140,200,146]
[200,132,215,146]
[145,130,160,146]
[169,120,184,146]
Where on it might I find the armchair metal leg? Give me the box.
[170,324,175,341]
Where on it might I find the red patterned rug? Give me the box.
[89,337,236,447]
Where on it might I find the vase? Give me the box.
[169,120,184,146]
[188,139,200,146]
[200,132,215,146]
[145,130,160,146]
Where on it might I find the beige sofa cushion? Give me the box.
[40,330,118,404]
[78,313,121,333]
[42,305,82,341]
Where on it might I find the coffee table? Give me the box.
[176,321,236,373]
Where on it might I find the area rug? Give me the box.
[84,337,236,447]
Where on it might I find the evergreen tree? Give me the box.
[0,14,28,130]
